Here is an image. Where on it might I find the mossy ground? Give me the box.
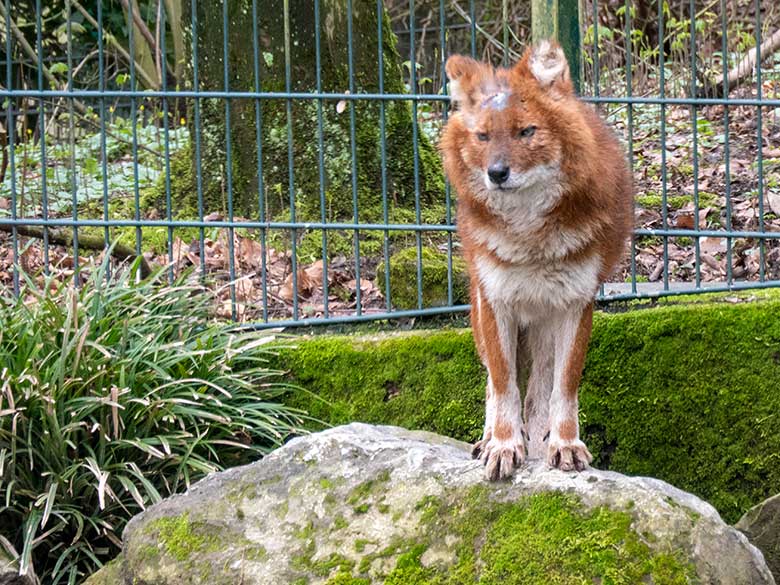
[277,293,780,524]
[635,191,718,210]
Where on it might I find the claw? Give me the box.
[475,433,527,481]
[547,439,592,472]
[471,438,488,460]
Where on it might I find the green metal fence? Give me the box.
[1,0,779,329]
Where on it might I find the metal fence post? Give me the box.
[531,0,582,94]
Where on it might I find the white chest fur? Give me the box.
[475,251,601,323]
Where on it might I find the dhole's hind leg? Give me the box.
[524,323,554,460]
[546,303,594,471]
[470,286,526,480]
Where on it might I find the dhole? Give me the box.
[440,41,633,480]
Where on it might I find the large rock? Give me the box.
[86,424,774,584]
[737,493,780,582]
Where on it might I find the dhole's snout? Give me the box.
[487,163,510,186]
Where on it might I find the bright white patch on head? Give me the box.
[530,41,566,87]
[482,91,509,111]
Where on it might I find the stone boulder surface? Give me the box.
[86,423,775,585]
[737,492,780,582]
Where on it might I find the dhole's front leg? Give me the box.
[546,303,594,471]
[471,287,527,480]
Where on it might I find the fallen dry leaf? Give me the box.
[673,212,695,229]
[279,261,325,301]
[698,207,712,227]
[235,278,254,302]
[700,253,723,271]
[762,147,780,159]
[699,236,727,255]
[336,90,351,114]
[767,191,780,216]
[172,238,189,264]
[238,237,264,270]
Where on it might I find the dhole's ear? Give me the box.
[445,54,482,108]
[517,40,573,99]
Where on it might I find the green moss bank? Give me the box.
[277,297,780,524]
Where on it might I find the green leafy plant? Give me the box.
[0,257,307,584]
[0,114,189,217]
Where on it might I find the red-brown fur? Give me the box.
[440,41,633,479]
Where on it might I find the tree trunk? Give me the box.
[165,0,443,222]
[164,0,186,85]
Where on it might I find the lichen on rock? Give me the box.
[87,423,774,584]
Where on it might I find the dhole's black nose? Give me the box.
[487,163,510,185]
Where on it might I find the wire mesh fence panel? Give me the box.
[1,1,779,328]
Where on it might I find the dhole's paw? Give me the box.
[547,439,592,472]
[475,435,526,481]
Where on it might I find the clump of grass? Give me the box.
[0,258,306,584]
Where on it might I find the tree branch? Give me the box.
[0,224,151,278]
[119,0,159,56]
[0,2,89,115]
[700,27,780,98]
[70,0,160,90]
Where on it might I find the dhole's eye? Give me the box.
[476,132,489,142]
[518,126,536,139]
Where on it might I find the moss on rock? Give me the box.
[280,329,484,440]
[375,247,469,310]
[373,489,694,585]
[277,295,780,524]
[152,513,218,562]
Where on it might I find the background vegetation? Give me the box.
[0,258,306,583]
[1,0,779,322]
